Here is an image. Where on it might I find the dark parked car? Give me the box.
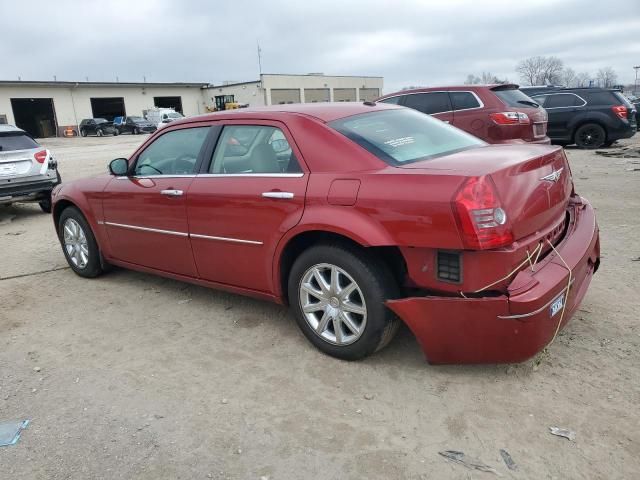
[51,103,599,364]
[114,116,157,135]
[627,95,640,130]
[0,124,61,212]
[79,118,117,137]
[377,84,550,145]
[521,87,637,148]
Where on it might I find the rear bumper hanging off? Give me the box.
[386,197,600,364]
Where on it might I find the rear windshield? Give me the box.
[330,109,485,166]
[493,87,540,108]
[0,132,39,152]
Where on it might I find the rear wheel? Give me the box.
[96,129,103,137]
[58,207,104,278]
[113,129,119,136]
[133,127,139,135]
[288,243,400,360]
[574,123,606,149]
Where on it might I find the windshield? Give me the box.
[167,112,183,118]
[0,132,39,152]
[493,87,540,108]
[330,109,486,166]
[95,118,109,124]
[130,116,145,122]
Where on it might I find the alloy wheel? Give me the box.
[299,263,367,346]
[577,126,604,148]
[63,218,89,269]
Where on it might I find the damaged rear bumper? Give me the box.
[386,197,600,364]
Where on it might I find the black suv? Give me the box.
[520,87,637,148]
[79,118,117,137]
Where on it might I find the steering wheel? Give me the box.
[173,154,196,174]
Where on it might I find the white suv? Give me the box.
[0,125,60,213]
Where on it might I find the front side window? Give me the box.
[403,92,451,115]
[378,96,402,105]
[450,91,481,110]
[330,108,485,166]
[135,127,209,176]
[210,125,301,174]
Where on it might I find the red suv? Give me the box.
[377,84,550,145]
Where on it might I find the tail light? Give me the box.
[34,149,48,163]
[489,112,530,125]
[452,175,514,250]
[611,105,627,120]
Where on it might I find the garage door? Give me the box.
[304,88,330,103]
[359,88,380,102]
[90,97,126,121]
[10,98,57,138]
[270,89,300,105]
[154,96,183,113]
[333,88,357,102]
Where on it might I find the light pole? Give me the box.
[635,66,640,96]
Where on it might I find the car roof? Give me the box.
[378,84,520,99]
[0,124,26,134]
[180,102,402,125]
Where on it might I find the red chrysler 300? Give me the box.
[52,103,600,364]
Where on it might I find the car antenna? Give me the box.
[363,101,376,106]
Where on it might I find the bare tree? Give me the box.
[575,72,591,87]
[540,57,564,84]
[561,67,576,87]
[516,56,545,85]
[464,74,481,85]
[596,67,618,88]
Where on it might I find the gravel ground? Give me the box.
[1,134,639,479]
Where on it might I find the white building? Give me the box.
[0,73,383,137]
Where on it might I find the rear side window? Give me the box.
[582,91,617,105]
[378,96,402,105]
[330,109,485,166]
[493,87,539,108]
[540,94,584,108]
[0,132,39,152]
[403,92,451,114]
[450,91,481,110]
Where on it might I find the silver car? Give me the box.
[0,124,60,213]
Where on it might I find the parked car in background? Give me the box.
[377,84,550,145]
[521,87,637,148]
[626,95,640,130]
[113,116,157,135]
[0,125,61,212]
[145,108,184,129]
[79,118,117,137]
[51,103,599,364]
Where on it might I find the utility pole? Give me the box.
[634,66,640,95]
[257,41,263,75]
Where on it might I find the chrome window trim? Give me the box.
[531,93,587,109]
[197,173,304,178]
[99,220,263,245]
[190,233,263,245]
[379,90,484,114]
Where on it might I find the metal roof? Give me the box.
[0,80,209,88]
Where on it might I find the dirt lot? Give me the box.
[1,134,638,479]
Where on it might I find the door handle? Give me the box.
[262,191,294,199]
[161,189,184,197]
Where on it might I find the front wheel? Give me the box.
[574,123,606,149]
[133,127,139,135]
[288,244,400,360]
[58,207,104,278]
[96,129,103,137]
[80,129,87,137]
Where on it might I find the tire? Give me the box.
[113,129,119,136]
[80,129,87,137]
[288,243,400,360]
[574,123,606,149]
[96,129,103,137]
[58,206,104,278]
[133,127,139,135]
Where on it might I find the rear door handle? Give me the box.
[161,189,184,197]
[262,191,294,199]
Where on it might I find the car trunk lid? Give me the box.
[400,144,572,241]
[491,85,548,142]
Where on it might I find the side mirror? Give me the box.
[109,158,129,176]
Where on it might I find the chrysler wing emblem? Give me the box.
[540,167,564,183]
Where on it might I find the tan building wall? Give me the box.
[204,81,265,108]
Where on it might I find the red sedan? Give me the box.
[52,103,600,364]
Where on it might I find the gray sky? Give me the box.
[2,0,639,92]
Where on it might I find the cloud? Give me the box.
[1,0,638,92]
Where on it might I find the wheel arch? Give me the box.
[570,117,610,144]
[275,229,407,305]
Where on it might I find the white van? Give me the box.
[145,108,184,129]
